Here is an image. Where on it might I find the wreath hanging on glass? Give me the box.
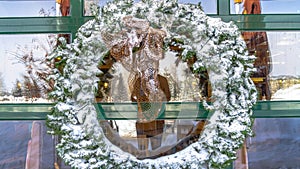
[47,0,257,168]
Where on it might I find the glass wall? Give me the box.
[84,0,217,15]
[0,0,57,17]
[0,0,300,168]
[267,32,300,100]
[0,34,69,103]
[178,0,217,14]
[242,31,300,100]
[231,0,300,14]
[0,0,72,17]
[247,118,300,168]
[0,120,70,169]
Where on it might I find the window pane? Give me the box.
[0,1,58,17]
[0,34,69,103]
[0,120,70,168]
[94,14,210,158]
[178,0,217,14]
[242,31,300,100]
[231,0,300,14]
[247,118,300,168]
[84,0,217,16]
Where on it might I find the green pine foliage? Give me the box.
[47,0,257,168]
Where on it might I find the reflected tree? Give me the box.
[39,6,56,17]
[12,80,22,97]
[22,75,41,99]
[11,35,57,98]
[112,73,129,102]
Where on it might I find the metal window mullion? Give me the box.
[217,0,230,15]
[70,0,86,41]
[0,17,76,34]
[213,14,300,31]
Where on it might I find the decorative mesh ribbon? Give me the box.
[101,16,168,122]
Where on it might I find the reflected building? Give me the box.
[239,0,272,100]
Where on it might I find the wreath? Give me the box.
[47,0,257,168]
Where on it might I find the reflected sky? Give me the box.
[0,1,55,17]
[0,35,24,91]
[268,32,300,77]
[261,0,300,14]
[178,0,217,13]
[0,35,48,91]
[97,0,217,14]
[231,0,300,14]
[0,1,56,92]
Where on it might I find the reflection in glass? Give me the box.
[84,0,217,15]
[97,53,208,158]
[0,34,68,103]
[242,31,271,100]
[102,53,204,103]
[237,0,300,100]
[178,0,217,14]
[0,1,57,17]
[0,120,69,169]
[242,31,300,100]
[95,17,209,158]
[247,118,300,168]
[98,52,207,158]
[267,32,300,100]
[56,0,70,16]
[84,0,100,16]
[232,0,300,14]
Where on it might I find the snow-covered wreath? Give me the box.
[47,0,257,168]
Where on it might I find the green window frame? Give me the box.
[0,1,89,38]
[2,1,300,35]
[1,0,300,119]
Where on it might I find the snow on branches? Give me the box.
[47,0,257,168]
